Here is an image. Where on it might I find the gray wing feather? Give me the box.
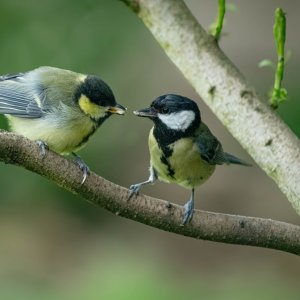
[0,72,25,82]
[0,72,44,118]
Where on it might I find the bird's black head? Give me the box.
[75,75,126,123]
[134,94,201,144]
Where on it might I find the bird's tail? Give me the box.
[224,152,252,167]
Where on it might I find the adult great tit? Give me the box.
[129,94,250,224]
[0,66,126,183]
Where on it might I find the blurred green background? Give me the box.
[0,0,299,299]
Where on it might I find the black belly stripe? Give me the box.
[73,123,97,149]
[161,144,173,158]
[152,129,176,179]
[74,115,109,150]
[160,155,175,178]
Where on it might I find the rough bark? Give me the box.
[0,131,299,256]
[121,0,300,215]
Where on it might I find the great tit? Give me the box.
[0,66,126,183]
[129,94,250,224]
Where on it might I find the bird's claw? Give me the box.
[182,199,194,225]
[36,140,49,158]
[128,184,141,199]
[73,154,90,185]
[79,163,90,185]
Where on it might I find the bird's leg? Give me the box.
[72,152,90,185]
[36,140,49,158]
[129,167,157,199]
[182,188,195,225]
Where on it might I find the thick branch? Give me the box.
[0,131,299,255]
[121,0,300,215]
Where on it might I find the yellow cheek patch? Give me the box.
[78,94,106,119]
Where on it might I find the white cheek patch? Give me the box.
[158,110,195,131]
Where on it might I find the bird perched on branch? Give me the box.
[129,94,250,224]
[0,66,126,183]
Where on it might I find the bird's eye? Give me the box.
[161,107,169,114]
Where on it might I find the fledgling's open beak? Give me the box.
[107,103,127,115]
[133,107,157,118]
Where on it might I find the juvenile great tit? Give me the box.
[0,66,126,183]
[129,94,250,224]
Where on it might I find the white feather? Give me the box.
[158,110,195,131]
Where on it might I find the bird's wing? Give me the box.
[194,123,229,165]
[0,72,44,118]
[195,123,251,166]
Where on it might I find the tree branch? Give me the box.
[0,1,299,257]
[0,130,299,256]
[121,0,300,215]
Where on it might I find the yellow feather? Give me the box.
[6,102,97,154]
[148,127,215,189]
[78,95,106,119]
[148,128,170,182]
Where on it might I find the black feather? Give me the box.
[195,123,251,166]
[224,152,252,166]
[195,123,227,165]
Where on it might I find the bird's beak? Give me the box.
[133,107,157,118]
[107,103,127,115]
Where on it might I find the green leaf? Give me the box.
[279,87,288,101]
[269,87,288,108]
[285,49,292,63]
[258,59,274,68]
[226,3,237,12]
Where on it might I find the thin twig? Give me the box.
[209,0,226,41]
[270,8,287,108]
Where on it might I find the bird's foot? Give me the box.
[36,140,49,158]
[182,198,194,225]
[72,153,90,185]
[128,183,142,200]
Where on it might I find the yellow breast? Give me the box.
[148,128,215,189]
[7,106,97,154]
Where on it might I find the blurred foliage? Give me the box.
[0,0,137,72]
[0,257,298,300]
[0,0,299,299]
